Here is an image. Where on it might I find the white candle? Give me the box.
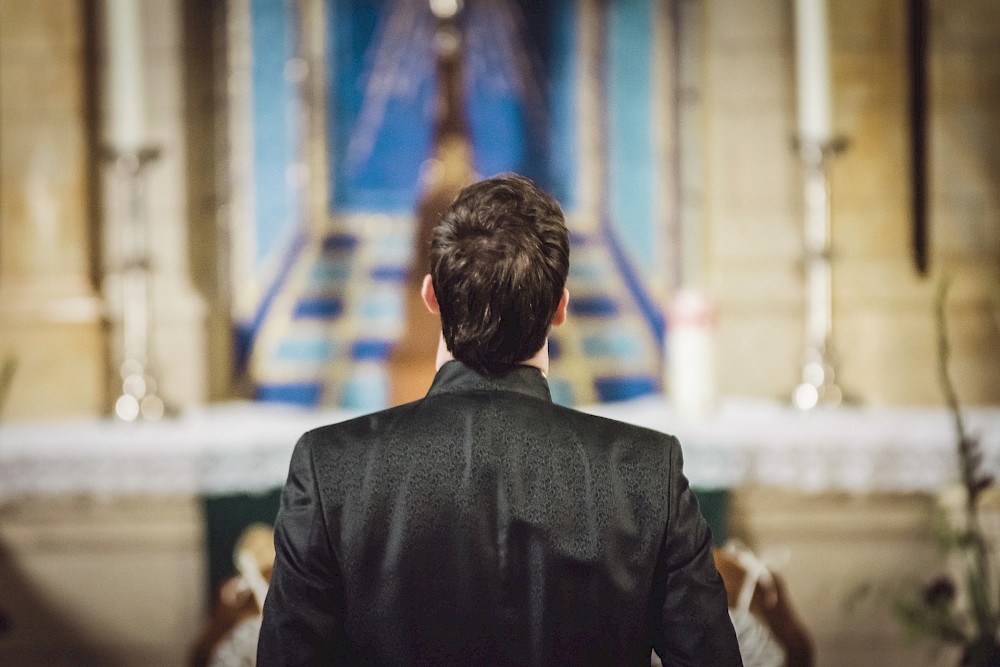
[667,290,717,421]
[794,0,833,143]
[105,0,146,151]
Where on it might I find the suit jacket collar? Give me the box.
[426,360,552,402]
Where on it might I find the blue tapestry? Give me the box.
[240,0,667,410]
[328,0,577,213]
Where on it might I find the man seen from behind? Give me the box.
[257,174,742,666]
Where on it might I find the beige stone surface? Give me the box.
[709,49,793,104]
[0,55,85,114]
[702,0,801,401]
[829,0,907,51]
[0,309,106,419]
[701,0,1000,407]
[0,494,205,666]
[712,256,802,307]
[933,198,1000,259]
[0,0,105,420]
[705,0,789,48]
[714,308,802,399]
[709,106,799,210]
[730,488,959,667]
[0,122,91,280]
[830,198,912,259]
[835,304,938,406]
[0,0,83,54]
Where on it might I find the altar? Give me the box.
[2,397,998,500]
[1,398,998,666]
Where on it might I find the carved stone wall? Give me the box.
[0,0,211,421]
[0,495,205,665]
[0,0,106,419]
[703,0,1000,406]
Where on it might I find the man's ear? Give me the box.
[421,274,440,315]
[550,288,569,326]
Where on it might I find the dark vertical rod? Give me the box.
[668,0,683,292]
[594,0,610,224]
[908,0,929,275]
[81,0,112,410]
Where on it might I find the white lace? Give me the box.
[585,397,1000,493]
[0,398,997,499]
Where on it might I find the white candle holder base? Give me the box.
[792,341,850,410]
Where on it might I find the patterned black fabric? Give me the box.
[258,361,741,666]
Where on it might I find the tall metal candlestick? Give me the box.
[792,138,847,410]
[103,0,167,420]
[791,0,849,409]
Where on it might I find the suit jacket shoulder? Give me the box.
[259,362,741,666]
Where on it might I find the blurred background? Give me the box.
[0,0,998,665]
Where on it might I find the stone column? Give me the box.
[0,0,107,419]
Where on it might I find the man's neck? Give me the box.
[434,334,549,377]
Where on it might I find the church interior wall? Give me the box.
[0,0,106,419]
[703,0,999,407]
[2,0,995,421]
[0,1,997,666]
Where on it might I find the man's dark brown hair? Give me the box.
[429,174,570,375]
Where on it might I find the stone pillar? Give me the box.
[702,0,803,400]
[0,0,107,419]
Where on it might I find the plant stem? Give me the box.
[934,276,996,639]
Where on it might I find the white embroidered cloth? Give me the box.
[0,398,997,500]
[584,398,1000,492]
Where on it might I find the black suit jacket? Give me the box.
[258,361,741,666]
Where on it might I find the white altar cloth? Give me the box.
[1,398,998,500]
